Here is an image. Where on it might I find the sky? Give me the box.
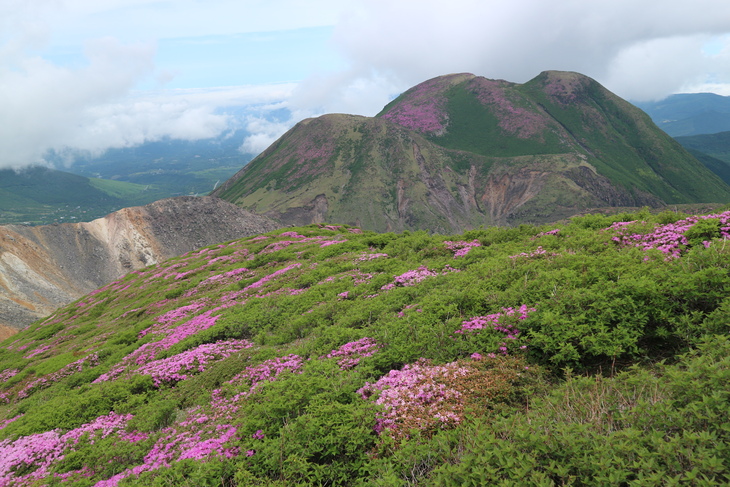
[1,0,730,169]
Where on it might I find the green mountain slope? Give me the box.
[676,130,730,164]
[214,72,730,232]
[1,209,730,485]
[0,166,167,225]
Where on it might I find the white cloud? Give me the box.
[312,0,730,110]
[3,0,730,169]
[0,37,157,168]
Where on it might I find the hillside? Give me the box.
[0,166,170,226]
[0,196,279,334]
[676,130,730,164]
[1,208,730,485]
[635,93,730,136]
[213,71,730,232]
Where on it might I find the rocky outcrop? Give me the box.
[0,196,279,332]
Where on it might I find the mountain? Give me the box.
[65,131,254,199]
[1,209,730,485]
[0,196,279,335]
[213,71,730,232]
[634,93,730,136]
[676,130,730,164]
[0,166,168,226]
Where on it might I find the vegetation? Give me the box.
[1,208,730,485]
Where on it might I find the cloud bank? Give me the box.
[307,0,730,114]
[1,0,730,169]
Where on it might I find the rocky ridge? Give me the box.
[0,196,279,333]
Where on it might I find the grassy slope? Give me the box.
[519,73,730,204]
[1,209,730,485]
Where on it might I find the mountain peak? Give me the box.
[214,71,730,232]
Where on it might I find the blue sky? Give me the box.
[1,0,730,169]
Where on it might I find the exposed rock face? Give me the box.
[0,196,279,332]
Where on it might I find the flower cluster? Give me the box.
[536,228,561,237]
[381,265,456,290]
[0,414,22,431]
[356,252,388,262]
[17,353,100,400]
[140,299,210,338]
[23,343,52,359]
[94,407,239,487]
[0,369,18,382]
[380,77,451,134]
[509,246,559,260]
[221,263,301,303]
[224,354,304,398]
[454,305,535,354]
[608,211,730,259]
[325,337,380,369]
[469,77,546,138]
[137,339,254,387]
[444,239,481,258]
[0,412,132,486]
[358,359,472,438]
[94,309,224,383]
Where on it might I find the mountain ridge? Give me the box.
[214,71,730,232]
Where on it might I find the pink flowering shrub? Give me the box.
[17,353,100,399]
[358,356,524,440]
[469,77,547,138]
[444,239,481,258]
[137,339,254,387]
[380,77,451,135]
[358,359,470,438]
[325,337,381,369]
[454,305,535,356]
[356,252,388,262]
[509,246,560,260]
[219,354,305,401]
[0,369,18,382]
[608,211,730,259]
[381,265,457,290]
[94,309,224,383]
[0,412,132,486]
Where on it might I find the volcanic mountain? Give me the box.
[213,71,730,232]
[0,196,279,334]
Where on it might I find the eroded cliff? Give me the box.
[0,196,279,332]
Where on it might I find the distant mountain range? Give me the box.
[635,93,730,137]
[1,130,257,225]
[65,130,254,196]
[213,71,730,232]
[0,166,166,225]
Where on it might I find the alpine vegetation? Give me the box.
[1,208,730,485]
